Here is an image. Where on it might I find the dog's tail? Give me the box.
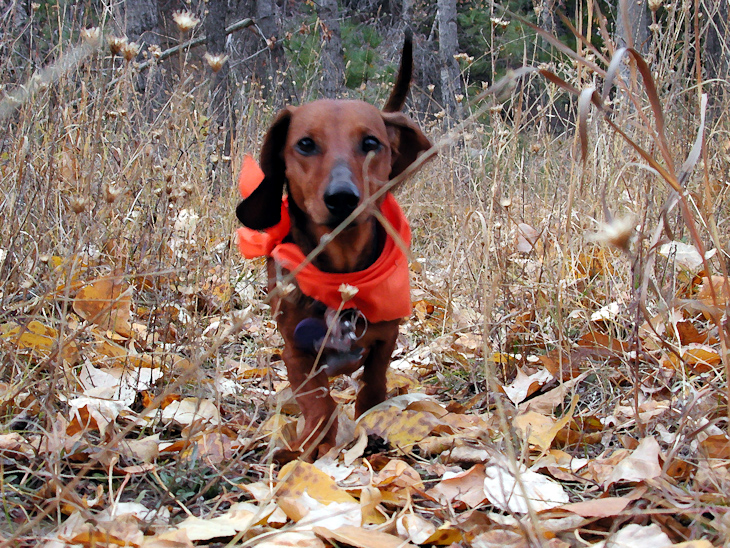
[382,29,413,113]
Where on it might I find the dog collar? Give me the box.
[235,155,411,323]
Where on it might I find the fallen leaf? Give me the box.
[73,277,133,337]
[604,523,672,547]
[396,512,436,544]
[503,367,553,405]
[277,461,357,506]
[483,458,569,513]
[313,525,417,548]
[604,436,662,487]
[516,222,539,252]
[159,398,220,426]
[561,496,631,518]
[658,241,715,271]
[428,463,487,508]
[514,394,578,452]
[255,531,326,548]
[359,405,441,450]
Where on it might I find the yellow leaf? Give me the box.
[0,320,77,362]
[514,394,578,452]
[1,320,53,352]
[359,406,441,450]
[74,277,133,337]
[277,461,357,506]
[423,522,463,545]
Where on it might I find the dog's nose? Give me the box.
[324,165,360,219]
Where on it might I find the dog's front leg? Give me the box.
[354,322,399,417]
[283,347,338,458]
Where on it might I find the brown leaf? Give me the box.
[562,496,631,518]
[74,277,133,337]
[313,525,417,548]
[700,435,730,459]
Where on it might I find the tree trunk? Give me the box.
[705,1,729,81]
[317,0,345,98]
[704,0,729,112]
[254,0,289,101]
[113,0,164,109]
[615,0,649,52]
[227,0,288,102]
[204,0,232,163]
[437,0,463,122]
[114,0,161,46]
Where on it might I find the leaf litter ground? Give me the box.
[1,218,729,547]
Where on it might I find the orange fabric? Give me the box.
[235,155,411,323]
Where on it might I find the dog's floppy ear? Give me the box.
[236,107,294,230]
[382,111,432,180]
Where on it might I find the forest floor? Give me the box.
[1,23,730,548]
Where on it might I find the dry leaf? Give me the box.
[503,367,553,405]
[561,496,631,518]
[428,464,488,508]
[313,525,417,548]
[277,461,357,505]
[604,523,672,547]
[516,222,539,252]
[255,531,326,548]
[73,277,133,337]
[658,241,715,271]
[396,513,436,544]
[483,458,569,513]
[514,394,578,452]
[158,398,220,427]
[174,502,267,541]
[604,436,661,487]
[359,405,441,450]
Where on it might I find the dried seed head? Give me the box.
[121,41,140,62]
[173,11,200,32]
[70,196,88,214]
[108,36,128,56]
[103,183,122,203]
[149,44,162,60]
[338,283,359,302]
[81,27,101,47]
[500,197,512,209]
[204,52,228,72]
[590,215,638,253]
[648,0,662,11]
[276,281,296,297]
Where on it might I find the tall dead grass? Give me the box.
[0,0,729,541]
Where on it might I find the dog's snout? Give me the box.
[324,164,360,219]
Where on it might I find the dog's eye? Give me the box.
[361,136,381,153]
[295,137,317,156]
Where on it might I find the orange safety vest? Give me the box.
[235,155,411,323]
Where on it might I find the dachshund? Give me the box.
[236,33,431,460]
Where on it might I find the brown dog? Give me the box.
[236,34,431,460]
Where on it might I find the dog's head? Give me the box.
[236,99,431,231]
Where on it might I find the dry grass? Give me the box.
[1,1,730,544]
